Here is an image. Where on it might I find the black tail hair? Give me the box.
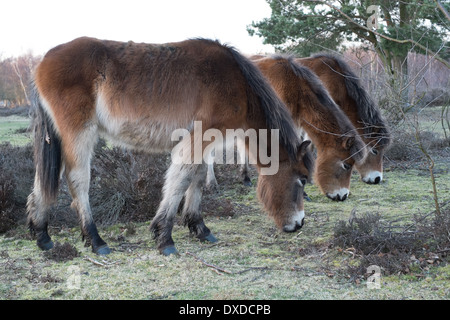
[31,83,62,203]
[225,45,301,161]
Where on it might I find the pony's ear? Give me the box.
[342,136,355,150]
[297,140,311,158]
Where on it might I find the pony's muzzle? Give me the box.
[362,171,383,185]
[326,188,349,201]
[283,210,305,232]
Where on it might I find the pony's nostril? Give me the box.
[364,171,383,185]
[291,219,304,231]
[283,211,305,232]
[326,188,349,201]
[299,218,305,228]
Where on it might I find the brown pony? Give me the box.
[297,54,391,184]
[27,37,313,256]
[207,55,367,201]
[253,55,367,200]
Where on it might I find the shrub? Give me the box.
[333,207,450,278]
[0,143,35,232]
[89,141,170,225]
[0,139,243,233]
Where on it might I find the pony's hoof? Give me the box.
[303,191,312,202]
[206,180,219,190]
[243,179,252,187]
[161,246,179,256]
[95,245,112,255]
[201,233,218,243]
[38,240,54,251]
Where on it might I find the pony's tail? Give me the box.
[226,47,300,161]
[31,83,62,204]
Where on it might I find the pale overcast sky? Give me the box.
[1,0,274,57]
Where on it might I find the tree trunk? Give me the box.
[396,0,411,109]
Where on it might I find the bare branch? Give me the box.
[434,0,450,21]
[309,0,450,68]
[186,252,232,274]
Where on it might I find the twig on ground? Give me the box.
[84,255,120,267]
[186,252,232,274]
[234,266,270,275]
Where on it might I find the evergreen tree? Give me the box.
[248,0,449,80]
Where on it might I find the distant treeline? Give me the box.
[344,48,450,108]
[0,53,41,108]
[0,48,448,110]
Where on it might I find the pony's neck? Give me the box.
[244,115,291,171]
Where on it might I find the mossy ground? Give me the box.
[1,110,449,300]
[1,166,449,300]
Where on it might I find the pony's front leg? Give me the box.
[241,152,252,186]
[236,139,252,186]
[150,162,208,255]
[182,164,217,243]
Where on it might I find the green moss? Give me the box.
[0,116,31,145]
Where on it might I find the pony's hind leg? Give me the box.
[182,164,217,243]
[26,99,63,251]
[66,168,110,255]
[64,127,110,255]
[27,177,54,251]
[150,162,209,255]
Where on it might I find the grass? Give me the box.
[1,166,449,300]
[0,115,31,146]
[416,106,449,138]
[0,108,449,300]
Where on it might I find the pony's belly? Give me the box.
[95,94,192,152]
[98,120,182,153]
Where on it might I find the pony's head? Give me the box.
[355,128,390,184]
[257,140,313,232]
[314,133,366,201]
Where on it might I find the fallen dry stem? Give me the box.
[186,252,232,274]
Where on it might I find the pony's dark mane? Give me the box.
[270,54,366,163]
[273,54,357,134]
[311,52,391,147]
[273,55,336,108]
[222,43,301,161]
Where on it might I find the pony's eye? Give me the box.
[370,148,379,155]
[342,162,352,171]
[300,178,307,186]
